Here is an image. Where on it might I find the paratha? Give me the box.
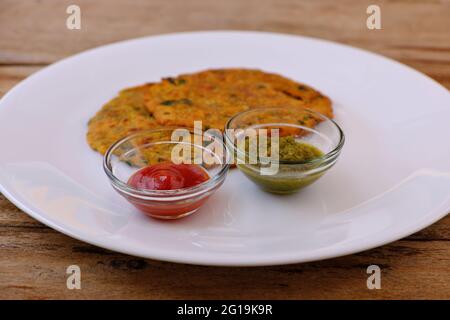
[87,84,158,154]
[87,69,333,156]
[144,69,332,130]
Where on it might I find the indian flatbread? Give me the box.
[87,69,333,156]
[87,84,158,154]
[144,69,332,130]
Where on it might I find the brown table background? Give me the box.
[0,0,449,299]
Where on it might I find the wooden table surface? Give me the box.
[0,0,449,299]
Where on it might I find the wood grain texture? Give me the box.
[0,0,449,300]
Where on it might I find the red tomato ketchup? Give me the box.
[125,162,211,219]
[128,163,209,190]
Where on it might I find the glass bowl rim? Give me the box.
[103,127,231,199]
[224,106,345,165]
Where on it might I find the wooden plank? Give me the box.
[0,220,448,299]
[0,193,449,299]
[0,0,449,65]
[0,66,41,96]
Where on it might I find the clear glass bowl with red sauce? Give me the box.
[103,128,230,219]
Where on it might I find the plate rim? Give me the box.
[1,178,449,266]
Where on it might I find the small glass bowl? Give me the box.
[225,107,345,194]
[103,128,230,219]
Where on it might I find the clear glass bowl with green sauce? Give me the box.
[225,107,345,194]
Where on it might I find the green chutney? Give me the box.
[237,136,325,194]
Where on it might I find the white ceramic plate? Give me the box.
[0,31,449,266]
